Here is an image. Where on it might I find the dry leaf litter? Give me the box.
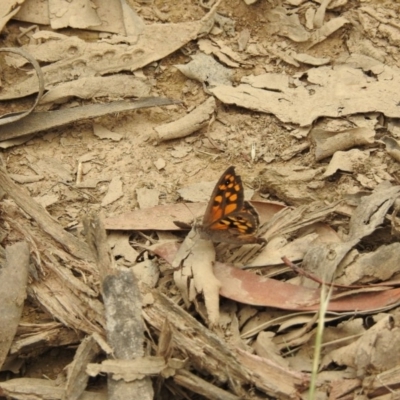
[1,0,400,399]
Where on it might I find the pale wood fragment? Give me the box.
[63,335,101,400]
[0,167,93,261]
[0,378,107,400]
[143,288,306,399]
[173,369,242,400]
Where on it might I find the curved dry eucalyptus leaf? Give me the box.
[291,52,331,66]
[0,1,23,32]
[211,61,400,126]
[321,315,400,376]
[267,6,310,42]
[312,127,375,161]
[322,149,369,178]
[40,75,151,105]
[249,233,319,267]
[381,136,400,163]
[313,0,333,28]
[335,243,400,285]
[0,48,44,125]
[0,97,177,141]
[175,52,233,85]
[348,185,400,240]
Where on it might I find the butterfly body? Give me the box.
[199,166,265,245]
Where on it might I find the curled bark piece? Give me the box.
[308,17,349,48]
[303,184,400,282]
[322,149,369,178]
[173,228,221,325]
[312,127,375,161]
[0,48,44,125]
[154,97,216,142]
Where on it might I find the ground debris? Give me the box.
[2,0,400,398]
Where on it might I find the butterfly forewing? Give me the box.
[200,166,265,244]
[202,166,244,227]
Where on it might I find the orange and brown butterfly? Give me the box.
[198,166,266,245]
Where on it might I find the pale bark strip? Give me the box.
[0,242,30,369]
[83,213,115,281]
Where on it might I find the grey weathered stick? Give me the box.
[103,271,153,400]
[0,242,30,369]
[85,215,153,400]
[0,97,178,141]
[0,167,93,261]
